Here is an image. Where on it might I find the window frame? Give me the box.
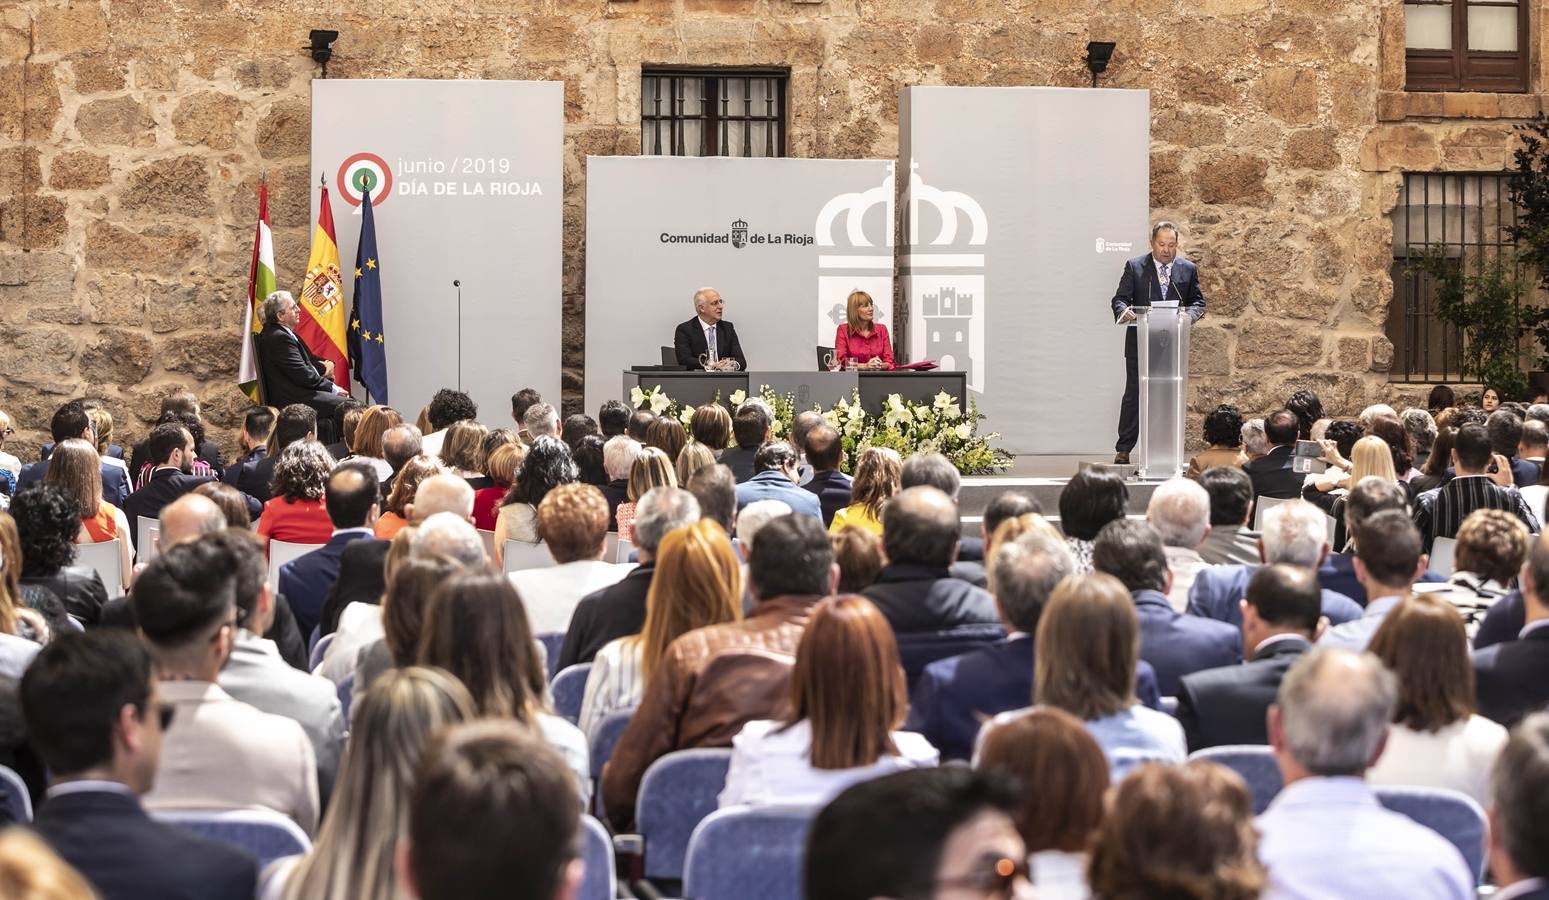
[640,66,790,158]
[1405,0,1529,92]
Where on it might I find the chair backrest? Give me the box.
[536,632,564,681]
[1254,496,1290,531]
[603,532,619,562]
[137,516,159,562]
[0,764,33,823]
[614,537,636,564]
[1188,745,1283,814]
[551,663,593,725]
[268,540,323,590]
[153,808,312,870]
[661,346,676,366]
[308,633,335,673]
[477,528,497,560]
[816,345,835,371]
[1430,536,1458,577]
[589,707,635,820]
[637,749,734,881]
[338,673,355,726]
[76,539,123,593]
[1375,785,1488,884]
[503,539,555,573]
[578,815,617,900]
[682,804,818,900]
[895,624,1007,695]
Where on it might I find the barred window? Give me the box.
[1387,172,1519,383]
[640,68,788,158]
[1404,0,1527,92]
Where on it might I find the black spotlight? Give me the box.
[1085,41,1116,88]
[308,29,338,77]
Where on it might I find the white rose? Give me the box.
[955,422,973,440]
[629,387,645,407]
[649,393,671,415]
[728,389,747,407]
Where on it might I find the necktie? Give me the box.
[1159,263,1171,302]
[706,324,718,362]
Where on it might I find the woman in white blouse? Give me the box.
[1366,592,1507,805]
[578,518,741,735]
[718,595,938,808]
[492,436,575,568]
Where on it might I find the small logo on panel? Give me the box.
[1096,238,1134,254]
[337,153,394,207]
[731,219,749,249]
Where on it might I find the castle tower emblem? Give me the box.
[903,160,989,392]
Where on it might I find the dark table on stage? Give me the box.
[622,370,968,414]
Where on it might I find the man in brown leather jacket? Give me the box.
[601,514,837,829]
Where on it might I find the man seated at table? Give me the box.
[673,287,747,371]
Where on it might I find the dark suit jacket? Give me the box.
[221,447,268,498]
[319,538,390,636]
[278,530,375,639]
[1187,564,1364,627]
[33,788,257,900]
[129,439,220,483]
[906,635,1163,761]
[1133,589,1242,696]
[861,563,1000,634]
[557,564,655,669]
[1175,636,1311,752]
[17,458,130,509]
[123,468,255,528]
[719,446,759,484]
[956,536,985,562]
[247,454,281,502]
[255,321,333,406]
[602,479,630,532]
[802,469,853,527]
[1474,590,1525,650]
[1110,252,1206,357]
[1243,445,1303,500]
[673,317,748,371]
[1473,626,1549,727]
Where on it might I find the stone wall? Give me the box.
[0,0,1534,458]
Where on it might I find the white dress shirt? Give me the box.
[509,559,634,635]
[717,718,938,808]
[220,630,346,805]
[1366,714,1507,806]
[1163,544,1211,613]
[1256,776,1474,900]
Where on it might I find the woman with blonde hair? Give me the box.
[344,405,402,482]
[266,666,475,900]
[0,512,53,644]
[613,447,676,543]
[828,446,901,535]
[833,289,895,370]
[438,420,491,490]
[0,828,98,900]
[473,441,526,532]
[0,410,20,489]
[44,439,131,591]
[375,455,444,540]
[579,519,741,734]
[676,441,717,485]
[720,595,936,807]
[1320,435,1400,549]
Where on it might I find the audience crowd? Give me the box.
[0,384,1545,900]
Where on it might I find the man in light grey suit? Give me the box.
[209,529,345,806]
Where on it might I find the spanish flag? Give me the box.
[297,182,350,390]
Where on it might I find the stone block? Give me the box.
[0,146,40,197]
[164,331,237,379]
[75,96,155,146]
[84,276,148,327]
[1153,107,1227,148]
[915,24,962,65]
[0,194,68,250]
[172,92,242,150]
[1404,92,1445,117]
[256,98,310,160]
[1377,90,1406,122]
[0,63,63,142]
[1195,152,1270,206]
[233,57,295,90]
[48,150,112,190]
[1359,125,1439,171]
[0,9,28,63]
[0,326,79,392]
[81,328,155,384]
[0,251,74,323]
[1254,67,1319,124]
[37,3,109,54]
[1498,93,1541,119]
[1371,335,1394,372]
[149,280,226,334]
[1442,92,1499,118]
[1150,149,1191,208]
[1283,127,1340,169]
[1235,318,1323,367]
[122,156,211,216]
[84,221,203,275]
[1336,336,1369,371]
[72,53,128,92]
[1189,325,1232,377]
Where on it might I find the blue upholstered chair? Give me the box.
[682,804,819,900]
[1375,785,1488,884]
[537,632,565,680]
[578,814,617,900]
[308,633,334,672]
[635,749,733,881]
[894,624,1007,695]
[338,673,355,726]
[0,764,32,823]
[1188,745,1283,814]
[588,707,635,819]
[551,663,593,725]
[153,809,311,870]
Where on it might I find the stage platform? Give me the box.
[956,456,1169,536]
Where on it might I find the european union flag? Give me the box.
[347,189,389,403]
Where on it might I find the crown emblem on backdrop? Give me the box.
[908,161,988,247]
[815,162,895,248]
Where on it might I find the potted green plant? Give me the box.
[1410,246,1529,399]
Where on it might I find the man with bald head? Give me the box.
[861,486,999,634]
[277,461,380,638]
[157,493,226,549]
[673,286,747,371]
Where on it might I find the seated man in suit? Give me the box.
[1189,499,1363,628]
[950,491,1040,587]
[21,629,258,900]
[1473,532,1549,727]
[123,423,253,527]
[134,540,319,835]
[253,290,348,426]
[1486,714,1549,900]
[672,286,746,371]
[861,486,999,635]
[719,403,770,484]
[899,452,983,562]
[16,400,130,508]
[277,461,380,641]
[908,531,1160,761]
[220,405,275,492]
[1092,519,1241,696]
[1176,563,1322,751]
[1319,510,1427,653]
[1414,422,1541,553]
[734,441,823,520]
[1242,409,1304,501]
[1196,467,1262,566]
[240,404,317,504]
[800,424,852,527]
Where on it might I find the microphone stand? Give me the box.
[452,279,463,391]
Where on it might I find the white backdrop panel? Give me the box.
[900,86,1150,457]
[311,79,562,423]
[584,156,895,416]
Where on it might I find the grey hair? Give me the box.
[1150,221,1178,240]
[633,486,700,554]
[522,402,558,438]
[1145,477,1210,549]
[1526,403,1549,426]
[692,287,718,309]
[1260,499,1329,568]
[900,451,961,499]
[1276,647,1397,776]
[1241,418,1268,457]
[1358,403,1397,430]
[736,500,792,551]
[990,532,1074,633]
[261,290,296,325]
[602,435,643,482]
[1400,408,1438,451]
[411,473,475,521]
[410,512,486,569]
[738,397,774,424]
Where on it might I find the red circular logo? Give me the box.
[336,153,393,207]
